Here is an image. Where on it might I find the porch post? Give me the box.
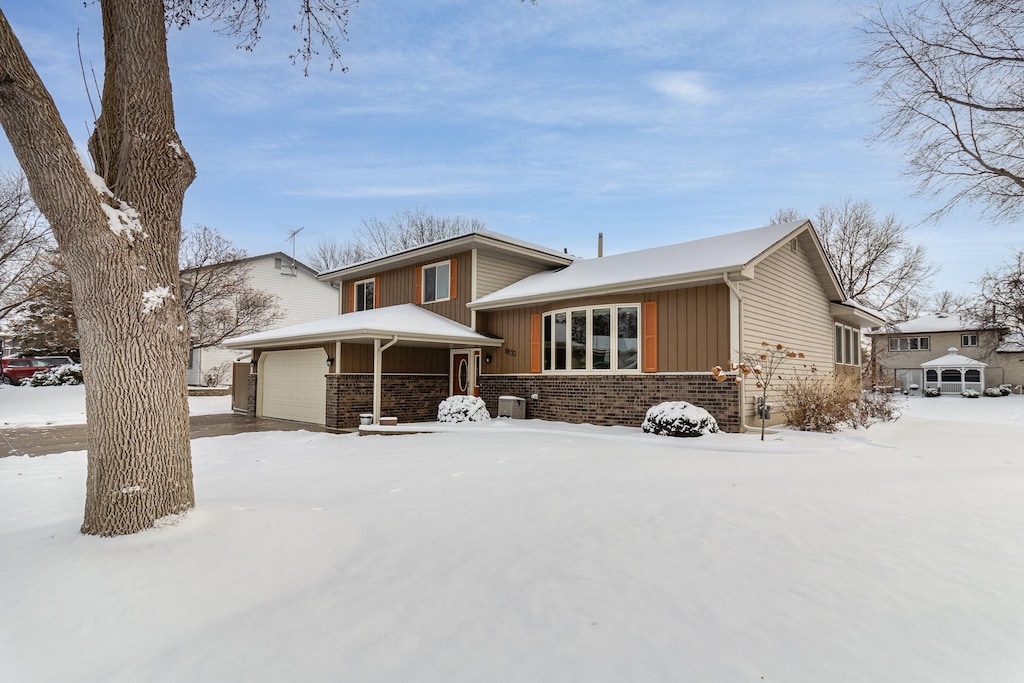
[373,338,382,424]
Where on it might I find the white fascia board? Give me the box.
[468,269,749,311]
[224,328,503,350]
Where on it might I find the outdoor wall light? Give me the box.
[484,354,492,364]
[326,356,334,368]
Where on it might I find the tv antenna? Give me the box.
[285,226,305,270]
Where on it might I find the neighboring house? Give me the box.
[224,222,883,432]
[186,253,338,386]
[870,313,1024,393]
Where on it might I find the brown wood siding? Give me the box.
[477,284,730,374]
[337,343,449,374]
[341,250,472,326]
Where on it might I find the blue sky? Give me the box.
[2,1,1020,295]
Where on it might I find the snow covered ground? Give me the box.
[0,384,231,428]
[1,393,1023,682]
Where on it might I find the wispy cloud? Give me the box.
[648,71,719,106]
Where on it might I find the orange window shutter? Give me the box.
[449,257,458,299]
[530,313,542,373]
[349,282,356,313]
[642,301,658,373]
[374,276,380,308]
[414,266,422,305]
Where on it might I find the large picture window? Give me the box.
[422,261,451,303]
[542,304,640,372]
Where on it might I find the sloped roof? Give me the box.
[997,331,1024,353]
[318,230,574,281]
[223,304,502,350]
[887,312,989,334]
[470,221,844,310]
[920,347,988,368]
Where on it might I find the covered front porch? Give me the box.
[224,305,503,429]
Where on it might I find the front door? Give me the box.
[451,351,471,396]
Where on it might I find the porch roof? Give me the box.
[223,304,503,350]
[920,347,988,369]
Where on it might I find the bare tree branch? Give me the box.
[858,0,1024,220]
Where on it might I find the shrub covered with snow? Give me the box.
[642,401,719,437]
[983,387,1004,397]
[437,395,491,423]
[998,385,1013,396]
[962,389,980,398]
[27,364,83,387]
[923,387,941,397]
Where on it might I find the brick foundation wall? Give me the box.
[326,374,449,430]
[479,373,742,433]
[247,374,257,418]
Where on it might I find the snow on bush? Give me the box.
[642,401,719,437]
[923,387,941,397]
[962,389,980,398]
[983,387,1004,397]
[27,364,84,387]
[437,395,491,423]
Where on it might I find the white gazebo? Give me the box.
[921,347,987,394]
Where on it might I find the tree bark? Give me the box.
[0,2,196,535]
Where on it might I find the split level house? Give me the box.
[184,252,338,387]
[223,221,884,433]
[870,313,1024,394]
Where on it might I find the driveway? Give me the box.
[0,413,331,458]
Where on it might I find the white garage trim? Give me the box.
[257,348,328,425]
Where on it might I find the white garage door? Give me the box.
[258,349,327,425]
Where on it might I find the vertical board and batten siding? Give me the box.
[737,239,835,421]
[341,250,473,327]
[337,343,449,374]
[477,284,730,375]
[475,250,565,299]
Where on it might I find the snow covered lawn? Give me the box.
[0,384,231,428]
[1,396,1023,681]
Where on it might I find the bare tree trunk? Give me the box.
[0,3,196,535]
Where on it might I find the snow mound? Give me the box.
[437,395,491,423]
[642,401,719,437]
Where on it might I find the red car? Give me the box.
[1,357,53,385]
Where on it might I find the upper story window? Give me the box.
[888,336,930,352]
[354,278,375,312]
[422,260,451,303]
[542,304,639,372]
[835,323,861,365]
[961,333,978,347]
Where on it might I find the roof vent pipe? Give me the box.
[598,232,604,257]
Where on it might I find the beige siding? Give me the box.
[872,328,1016,389]
[738,241,835,423]
[475,250,563,299]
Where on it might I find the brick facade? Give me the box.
[326,374,449,430]
[246,374,257,418]
[479,373,742,432]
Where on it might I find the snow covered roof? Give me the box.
[470,221,833,310]
[318,230,574,281]
[223,304,503,349]
[887,313,988,334]
[920,347,988,368]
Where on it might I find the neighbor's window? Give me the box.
[422,261,451,303]
[354,278,375,312]
[962,333,978,347]
[542,304,640,372]
[835,323,862,365]
[888,336,930,352]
